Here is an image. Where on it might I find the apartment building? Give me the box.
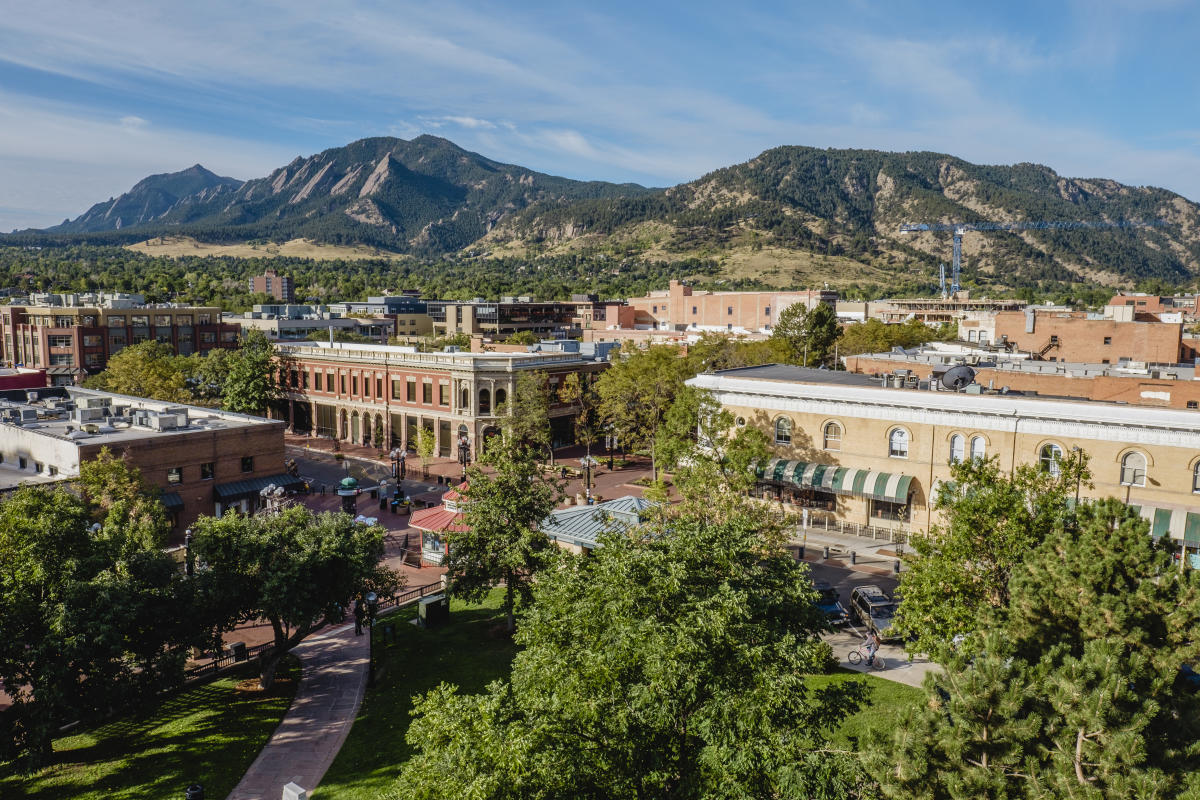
[276,340,613,458]
[427,296,600,339]
[248,270,295,302]
[0,301,240,382]
[690,365,1200,559]
[0,386,292,537]
[993,308,1184,364]
[619,281,835,335]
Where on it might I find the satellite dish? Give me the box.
[940,365,976,391]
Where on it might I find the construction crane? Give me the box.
[900,219,1166,297]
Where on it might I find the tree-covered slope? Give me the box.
[490,146,1200,285]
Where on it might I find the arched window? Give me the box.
[1193,462,1200,494]
[495,388,507,408]
[1120,452,1146,487]
[949,434,965,464]
[823,422,842,451]
[888,428,909,458]
[461,386,470,408]
[479,388,491,415]
[1040,444,1063,477]
[970,436,986,461]
[774,417,792,445]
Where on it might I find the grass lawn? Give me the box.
[316,590,922,799]
[807,670,926,749]
[1,657,298,800]
[317,589,517,800]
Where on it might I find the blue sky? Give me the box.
[1,0,1198,231]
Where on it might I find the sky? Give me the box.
[1,0,1198,232]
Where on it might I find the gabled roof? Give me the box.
[409,505,468,533]
[540,495,657,549]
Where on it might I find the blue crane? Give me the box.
[899,218,1166,297]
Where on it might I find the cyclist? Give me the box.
[864,630,882,666]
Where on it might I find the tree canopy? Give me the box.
[595,344,692,479]
[189,504,398,688]
[397,509,870,799]
[770,302,842,367]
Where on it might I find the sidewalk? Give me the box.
[790,526,909,575]
[226,622,367,799]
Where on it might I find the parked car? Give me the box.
[812,580,849,626]
[849,585,899,641]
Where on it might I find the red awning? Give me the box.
[409,506,468,533]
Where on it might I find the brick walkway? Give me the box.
[226,621,367,800]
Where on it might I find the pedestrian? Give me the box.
[353,596,365,636]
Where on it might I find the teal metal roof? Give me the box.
[540,496,658,549]
[214,473,305,501]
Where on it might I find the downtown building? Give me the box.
[276,340,613,458]
[690,365,1200,562]
[0,294,240,383]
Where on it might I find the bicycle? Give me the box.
[847,645,886,670]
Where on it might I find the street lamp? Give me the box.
[457,436,470,482]
[365,591,379,688]
[184,528,194,578]
[390,448,403,480]
[605,428,616,471]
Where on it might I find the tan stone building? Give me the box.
[689,365,1200,558]
[619,280,835,335]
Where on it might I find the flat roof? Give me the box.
[713,365,883,387]
[850,348,1198,381]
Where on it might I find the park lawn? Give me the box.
[0,657,299,800]
[316,588,517,800]
[807,669,925,749]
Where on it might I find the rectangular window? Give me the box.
[108,316,126,327]
[48,335,73,348]
[692,305,697,314]
[131,315,149,327]
[221,331,237,342]
[290,369,299,388]
[439,384,449,405]
[302,371,309,389]
[167,467,183,484]
[391,378,402,399]
[313,371,323,391]
[155,315,171,326]
[871,499,910,523]
[241,456,254,473]
[49,353,74,366]
[177,315,192,325]
[200,462,214,480]
[109,333,127,345]
[198,313,212,325]
[363,376,371,398]
[422,381,433,404]
[764,306,771,316]
[200,332,216,344]
[340,374,346,394]
[407,379,416,402]
[351,375,358,395]
[1103,336,1112,345]
[727,306,733,315]
[85,353,103,366]
[54,315,72,328]
[376,378,383,397]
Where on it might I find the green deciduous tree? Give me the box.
[595,344,691,480]
[838,317,955,357]
[893,451,1090,658]
[770,302,842,367]
[869,500,1200,799]
[77,446,170,552]
[189,504,398,689]
[557,372,601,478]
[221,329,281,415]
[83,341,192,402]
[0,486,200,767]
[416,424,436,478]
[448,444,563,633]
[498,370,552,459]
[397,510,871,799]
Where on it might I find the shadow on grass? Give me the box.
[317,594,517,800]
[0,658,299,800]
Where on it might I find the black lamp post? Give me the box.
[184,528,194,578]
[606,429,615,471]
[457,436,470,482]
[365,591,378,688]
[390,448,402,480]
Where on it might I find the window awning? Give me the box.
[761,458,914,504]
[214,473,306,502]
[1130,505,1200,543]
[161,491,184,511]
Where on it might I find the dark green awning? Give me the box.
[761,458,914,504]
[161,491,184,511]
[214,473,305,502]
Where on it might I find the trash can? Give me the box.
[370,488,378,499]
[185,783,205,800]
[418,594,450,628]
[228,641,247,662]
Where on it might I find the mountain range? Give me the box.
[32,136,1200,288]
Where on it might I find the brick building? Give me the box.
[249,270,295,302]
[992,308,1184,364]
[276,340,613,458]
[691,365,1200,559]
[426,296,601,339]
[0,302,240,382]
[0,386,291,537]
[619,281,835,335]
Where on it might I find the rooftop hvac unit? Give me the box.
[19,408,38,422]
[75,407,106,422]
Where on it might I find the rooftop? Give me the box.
[0,386,276,447]
[278,341,612,366]
[849,345,1198,381]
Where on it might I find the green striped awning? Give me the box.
[761,458,914,504]
[1130,505,1200,542]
